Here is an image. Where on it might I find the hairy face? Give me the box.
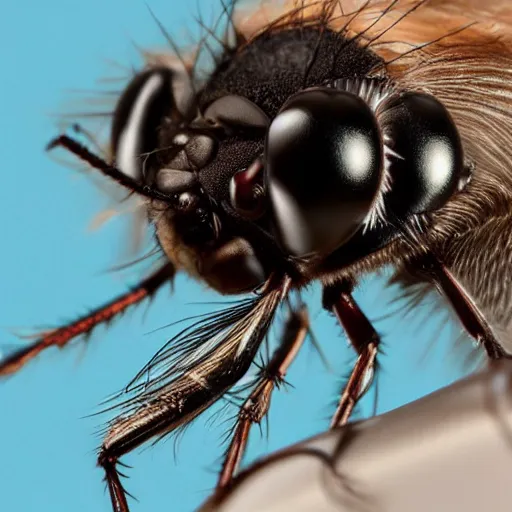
[107,0,512,344]
[6,4,512,512]
[110,4,475,294]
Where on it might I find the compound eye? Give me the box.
[265,88,382,257]
[381,92,464,215]
[111,67,195,181]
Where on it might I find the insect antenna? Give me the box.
[47,134,172,203]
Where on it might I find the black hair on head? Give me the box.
[197,25,384,201]
[199,26,384,117]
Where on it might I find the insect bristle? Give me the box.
[101,276,289,426]
[7,1,512,511]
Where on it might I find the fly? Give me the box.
[3,1,512,511]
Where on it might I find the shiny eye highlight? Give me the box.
[262,85,466,260]
[380,92,465,215]
[265,88,383,257]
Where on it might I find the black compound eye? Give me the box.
[380,92,464,215]
[111,67,195,181]
[265,88,383,257]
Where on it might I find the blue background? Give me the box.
[1,1,476,511]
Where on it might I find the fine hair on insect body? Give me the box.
[3,1,512,510]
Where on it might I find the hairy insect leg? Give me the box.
[97,279,289,512]
[102,458,131,512]
[323,280,380,428]
[0,264,173,376]
[410,252,508,360]
[217,306,309,489]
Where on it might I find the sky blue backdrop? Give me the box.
[1,1,477,511]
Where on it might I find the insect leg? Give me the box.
[0,264,173,376]
[217,306,309,489]
[97,279,289,512]
[409,252,508,360]
[323,280,380,428]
